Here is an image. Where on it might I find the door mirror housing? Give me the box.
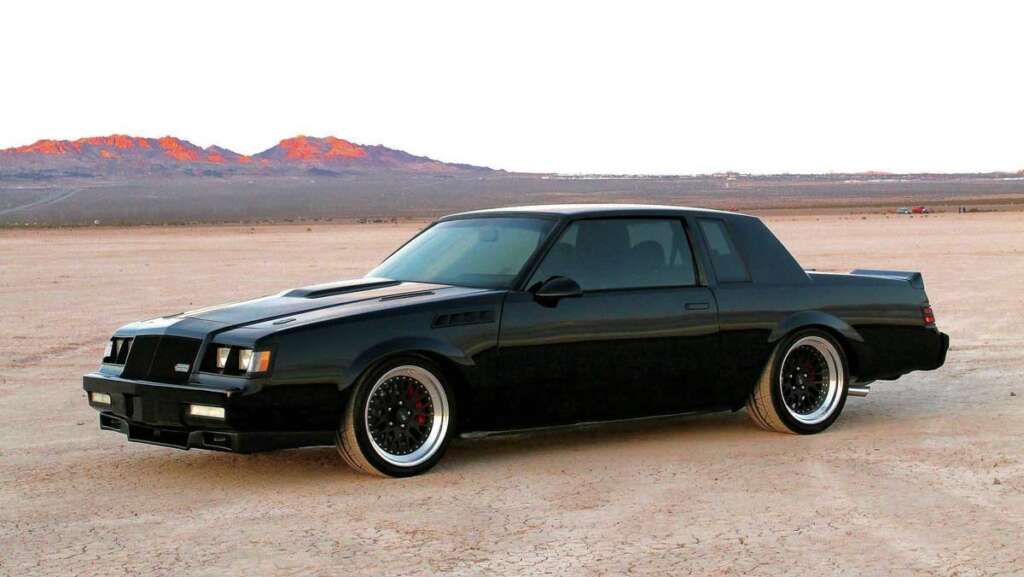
[533,276,582,304]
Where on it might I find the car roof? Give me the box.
[440,204,750,220]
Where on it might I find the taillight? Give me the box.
[922,305,935,326]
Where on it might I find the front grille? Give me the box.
[121,336,159,378]
[121,335,202,384]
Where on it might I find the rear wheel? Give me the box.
[747,329,849,434]
[337,356,454,477]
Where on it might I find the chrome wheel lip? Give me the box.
[364,365,450,467]
[778,336,844,425]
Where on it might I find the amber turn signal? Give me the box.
[250,351,272,373]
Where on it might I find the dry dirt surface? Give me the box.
[1,212,1022,577]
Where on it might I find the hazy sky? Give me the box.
[2,1,1021,174]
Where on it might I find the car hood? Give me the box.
[180,277,448,327]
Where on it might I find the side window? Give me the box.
[529,219,697,290]
[697,218,750,282]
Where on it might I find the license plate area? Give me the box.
[127,423,190,449]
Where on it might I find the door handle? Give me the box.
[685,302,710,311]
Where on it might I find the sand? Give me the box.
[1,212,1022,576]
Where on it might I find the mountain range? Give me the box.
[3,133,1022,227]
[0,135,496,177]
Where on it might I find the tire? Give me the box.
[746,329,849,434]
[337,355,455,477]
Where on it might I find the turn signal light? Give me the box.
[922,305,935,326]
[250,351,272,373]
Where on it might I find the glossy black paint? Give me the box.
[84,204,948,452]
[496,286,720,429]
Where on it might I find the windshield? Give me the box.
[369,217,556,289]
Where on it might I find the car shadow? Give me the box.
[78,444,360,490]
[447,409,755,464]
[79,406,882,487]
[446,403,887,468]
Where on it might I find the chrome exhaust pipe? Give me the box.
[848,384,870,397]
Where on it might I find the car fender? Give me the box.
[768,310,864,345]
[340,336,473,392]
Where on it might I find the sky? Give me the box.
[1,1,1021,175]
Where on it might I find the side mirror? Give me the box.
[533,276,582,304]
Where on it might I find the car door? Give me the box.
[494,217,720,429]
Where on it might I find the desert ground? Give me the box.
[4,173,1024,226]
[1,211,1022,577]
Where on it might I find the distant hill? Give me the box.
[3,133,1024,226]
[0,134,497,177]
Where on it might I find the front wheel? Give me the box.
[747,329,849,434]
[337,356,455,477]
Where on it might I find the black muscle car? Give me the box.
[84,205,949,476]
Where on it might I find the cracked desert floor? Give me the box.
[1,211,1022,577]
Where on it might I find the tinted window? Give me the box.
[530,219,697,290]
[370,217,554,288]
[697,218,750,282]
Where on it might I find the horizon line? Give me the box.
[2,132,1022,178]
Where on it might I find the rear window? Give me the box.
[697,218,750,282]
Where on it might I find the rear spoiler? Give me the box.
[850,269,924,289]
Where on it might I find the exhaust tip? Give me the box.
[848,385,871,398]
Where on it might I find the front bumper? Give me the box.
[97,413,333,453]
[84,371,245,426]
[84,372,335,453]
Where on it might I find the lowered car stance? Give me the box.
[84,205,948,477]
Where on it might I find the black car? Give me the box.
[84,205,948,476]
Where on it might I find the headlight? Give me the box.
[103,337,133,364]
[91,392,112,405]
[238,348,253,371]
[216,347,231,369]
[204,345,272,375]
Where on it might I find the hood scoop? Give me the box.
[284,278,399,299]
[182,278,447,327]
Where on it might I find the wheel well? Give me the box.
[358,350,469,434]
[416,351,469,431]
